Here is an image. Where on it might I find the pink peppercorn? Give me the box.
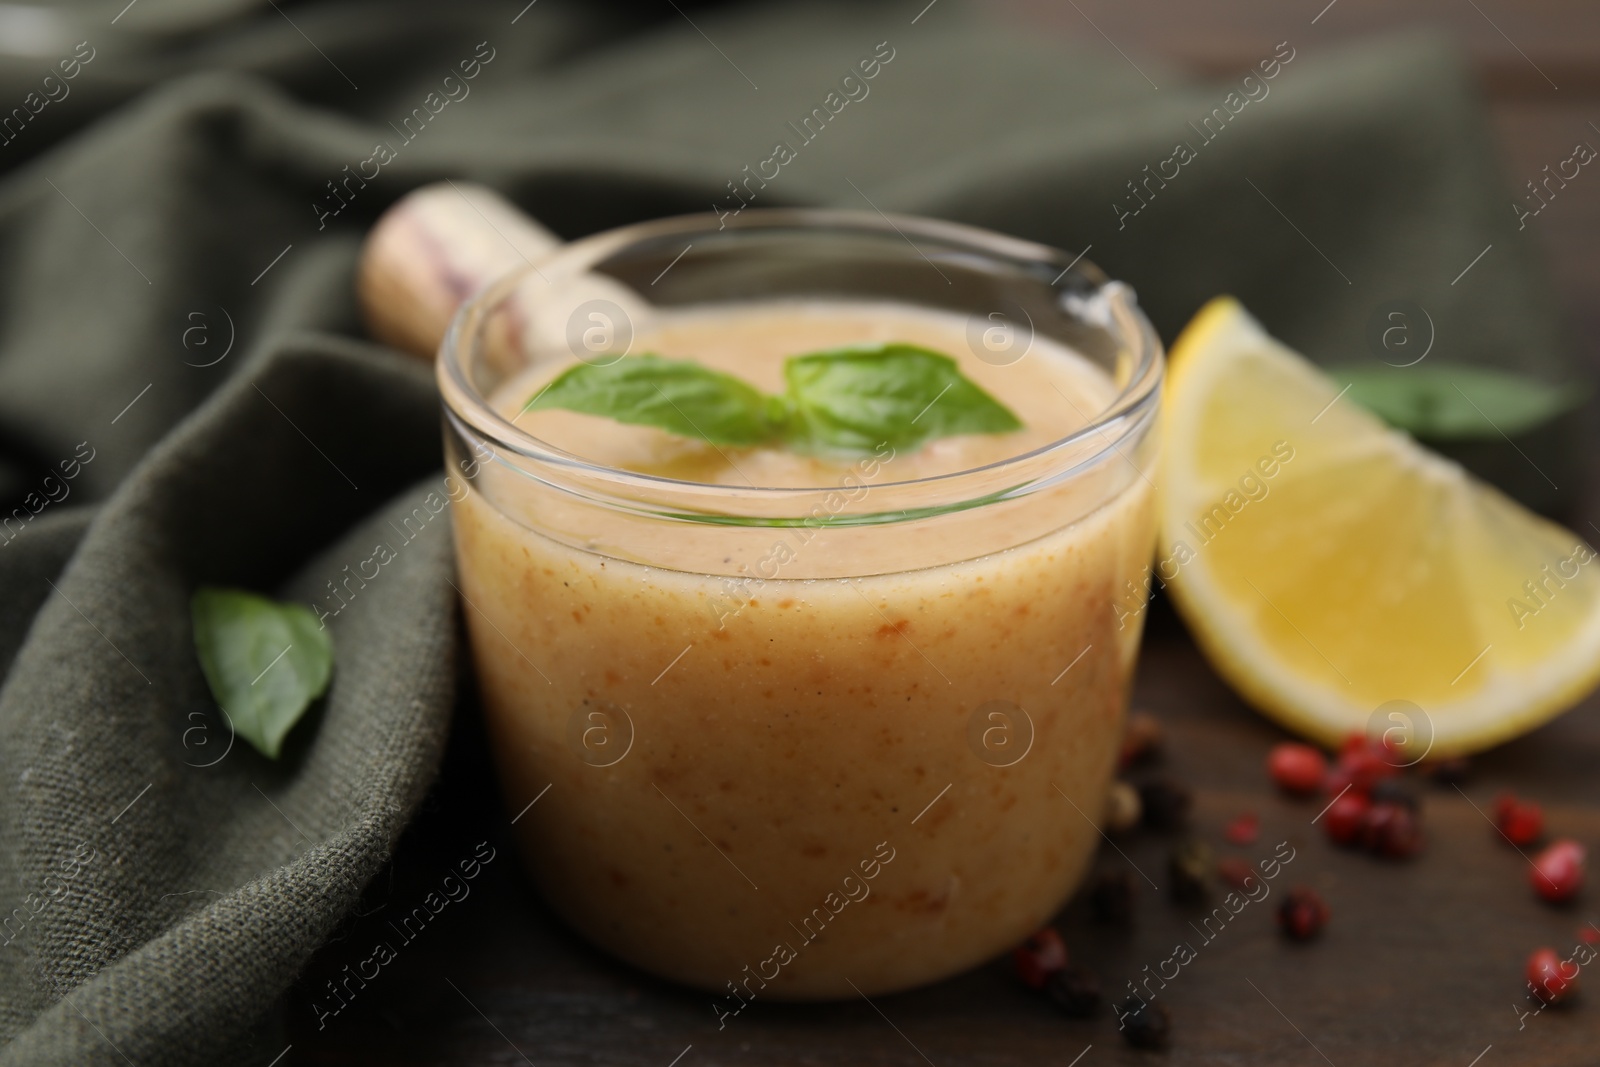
[1321,791,1370,847]
[1277,886,1330,941]
[1267,743,1327,795]
[1530,840,1585,904]
[1527,946,1578,1003]
[1013,927,1068,989]
[1225,812,1260,845]
[1494,793,1544,848]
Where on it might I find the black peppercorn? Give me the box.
[1046,964,1101,1018]
[1169,838,1212,902]
[1089,870,1137,926]
[1115,997,1171,1049]
[1420,755,1470,785]
[1119,711,1165,768]
[1368,777,1420,812]
[1138,777,1192,830]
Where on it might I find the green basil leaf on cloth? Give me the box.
[191,588,334,759]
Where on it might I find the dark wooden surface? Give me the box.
[286,599,1600,1066]
[288,4,1600,1063]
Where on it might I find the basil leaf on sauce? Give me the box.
[523,344,1021,454]
[783,344,1022,452]
[523,354,784,446]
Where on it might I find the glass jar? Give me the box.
[437,209,1162,1000]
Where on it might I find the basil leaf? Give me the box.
[191,587,333,759]
[1331,365,1585,441]
[783,344,1021,452]
[522,344,1024,455]
[523,354,786,446]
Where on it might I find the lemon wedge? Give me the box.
[1157,297,1600,757]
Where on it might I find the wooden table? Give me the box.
[287,599,1600,1065]
[289,3,1600,1062]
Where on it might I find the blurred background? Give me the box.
[0,0,1590,327]
[1002,0,1595,344]
[0,0,1591,517]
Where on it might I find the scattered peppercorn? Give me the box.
[1581,925,1600,946]
[1105,780,1142,835]
[1321,766,1356,799]
[1138,777,1192,830]
[1267,742,1327,796]
[1326,734,1398,796]
[1530,839,1586,904]
[1115,998,1171,1050]
[1120,711,1165,768]
[1321,791,1371,847]
[1339,732,1372,758]
[1420,756,1471,785]
[1527,946,1579,1004]
[1169,838,1213,902]
[1013,927,1068,989]
[1047,964,1102,1018]
[1277,886,1330,941]
[1360,801,1424,859]
[1225,811,1260,845]
[1368,778,1420,812]
[1090,870,1137,926]
[1493,792,1544,848]
[1216,856,1258,892]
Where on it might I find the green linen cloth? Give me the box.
[0,3,1565,1063]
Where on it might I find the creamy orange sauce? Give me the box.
[504,301,1114,487]
[451,300,1156,997]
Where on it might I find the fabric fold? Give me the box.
[0,339,455,1065]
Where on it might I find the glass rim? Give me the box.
[436,207,1164,503]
